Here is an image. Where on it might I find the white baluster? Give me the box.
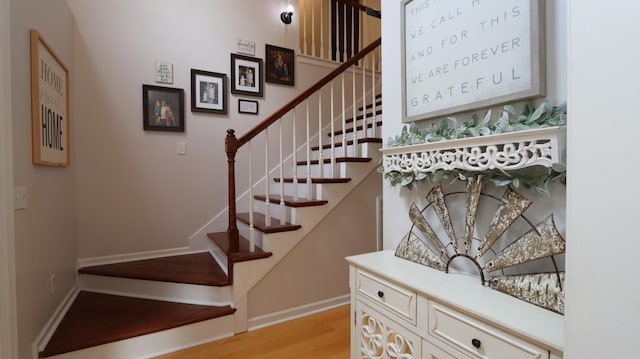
[352,64,358,157]
[372,53,377,138]
[318,92,324,178]
[306,100,313,199]
[330,82,336,178]
[264,128,271,227]
[362,62,367,143]
[292,110,299,200]
[279,118,286,225]
[248,141,255,252]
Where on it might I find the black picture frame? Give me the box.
[238,99,259,115]
[230,53,263,97]
[191,69,227,114]
[265,44,295,86]
[142,84,185,132]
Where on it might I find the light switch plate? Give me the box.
[14,186,27,210]
[177,142,186,155]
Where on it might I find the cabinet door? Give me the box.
[355,301,421,359]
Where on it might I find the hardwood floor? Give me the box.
[153,305,351,359]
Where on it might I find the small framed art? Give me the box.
[238,99,259,115]
[191,69,227,114]
[230,53,263,97]
[142,84,185,132]
[265,44,295,86]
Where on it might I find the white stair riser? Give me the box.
[252,200,296,223]
[294,162,348,178]
[78,274,232,306]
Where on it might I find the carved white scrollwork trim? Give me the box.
[360,311,415,359]
[381,127,565,174]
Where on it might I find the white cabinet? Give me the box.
[348,251,564,359]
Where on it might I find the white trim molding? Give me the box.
[0,0,17,354]
[248,294,349,331]
[381,126,566,174]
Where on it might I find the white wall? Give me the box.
[9,0,76,358]
[66,0,334,258]
[565,1,640,357]
[249,170,380,318]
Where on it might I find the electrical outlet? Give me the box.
[50,274,56,296]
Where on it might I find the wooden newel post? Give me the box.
[225,129,240,253]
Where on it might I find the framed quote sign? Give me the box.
[401,0,546,122]
[30,29,70,166]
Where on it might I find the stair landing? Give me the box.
[40,291,235,358]
[78,252,229,286]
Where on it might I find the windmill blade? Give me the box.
[486,214,565,272]
[395,231,446,271]
[409,202,448,257]
[464,178,483,253]
[476,187,532,258]
[489,272,565,314]
[426,183,458,251]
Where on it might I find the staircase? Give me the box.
[37,38,383,358]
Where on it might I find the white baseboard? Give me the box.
[248,294,350,331]
[33,285,79,358]
[77,246,197,268]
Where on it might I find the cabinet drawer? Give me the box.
[356,270,417,325]
[429,302,549,359]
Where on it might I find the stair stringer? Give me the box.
[230,143,381,333]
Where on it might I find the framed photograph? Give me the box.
[30,29,70,167]
[401,0,546,122]
[142,84,185,132]
[265,44,295,86]
[238,99,259,115]
[191,69,227,114]
[230,53,263,97]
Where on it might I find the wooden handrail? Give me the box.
[233,37,381,150]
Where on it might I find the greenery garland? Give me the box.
[379,100,567,195]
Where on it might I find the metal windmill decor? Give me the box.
[395,180,566,314]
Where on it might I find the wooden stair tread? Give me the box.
[237,212,302,233]
[40,291,235,358]
[78,252,229,287]
[358,101,383,112]
[296,156,372,165]
[311,137,382,151]
[345,109,383,124]
[274,177,351,184]
[207,232,272,262]
[254,194,328,207]
[328,120,383,137]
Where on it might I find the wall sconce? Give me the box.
[280,5,293,24]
